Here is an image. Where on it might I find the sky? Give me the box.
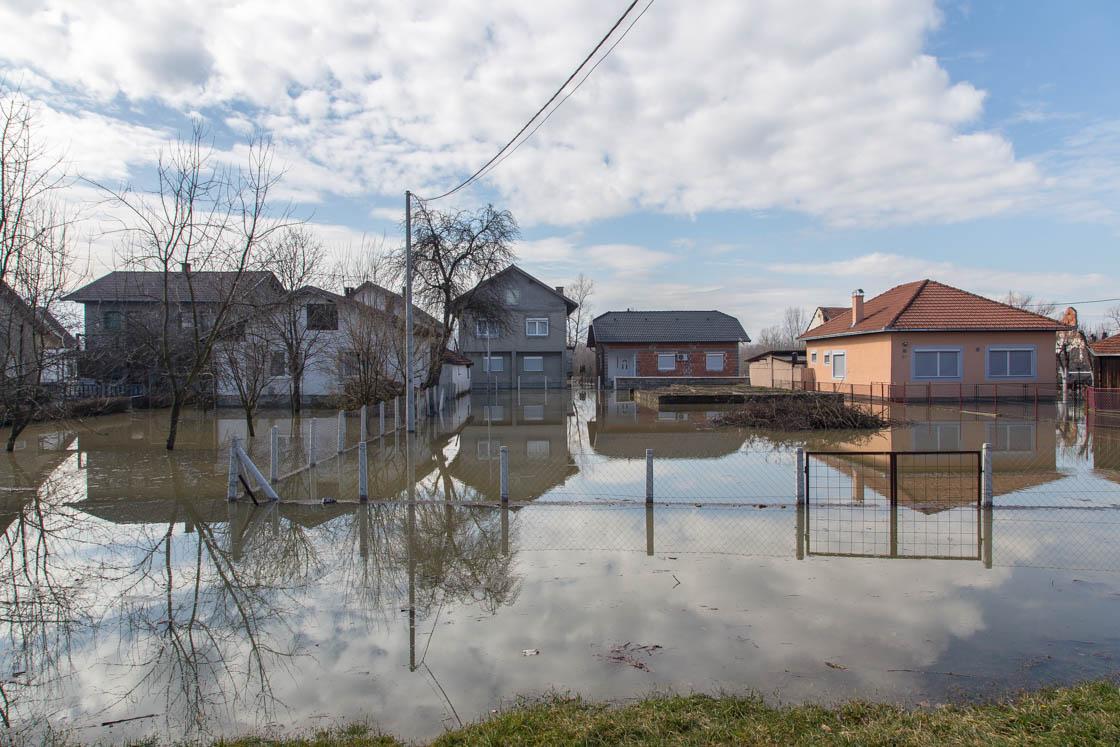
[2,0,1119,336]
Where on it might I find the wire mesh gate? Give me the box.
[802,450,988,562]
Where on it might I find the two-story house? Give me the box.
[457,265,578,389]
[63,266,284,384]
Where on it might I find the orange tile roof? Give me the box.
[800,279,1069,341]
[1090,334,1120,356]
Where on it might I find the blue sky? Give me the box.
[2,0,1118,334]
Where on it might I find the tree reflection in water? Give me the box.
[1,438,521,742]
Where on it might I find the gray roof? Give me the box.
[63,271,282,304]
[457,264,579,314]
[588,311,750,345]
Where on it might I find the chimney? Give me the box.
[851,289,864,326]
[555,286,565,296]
[344,286,356,297]
[180,262,191,274]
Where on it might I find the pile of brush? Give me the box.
[712,392,888,431]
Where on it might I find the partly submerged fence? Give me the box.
[770,379,1062,404]
[1087,386,1120,413]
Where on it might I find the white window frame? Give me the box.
[913,422,962,451]
[911,346,962,381]
[986,421,1036,452]
[505,288,521,305]
[523,404,544,421]
[475,319,500,338]
[705,352,725,372]
[830,350,846,380]
[522,355,544,372]
[657,353,676,371]
[810,351,817,363]
[525,317,549,337]
[482,355,504,373]
[526,439,550,459]
[483,405,504,422]
[987,345,1037,380]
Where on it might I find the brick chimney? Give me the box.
[555,286,565,296]
[851,289,864,327]
[180,262,191,274]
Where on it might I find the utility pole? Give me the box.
[405,190,416,432]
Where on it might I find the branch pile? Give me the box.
[712,393,887,430]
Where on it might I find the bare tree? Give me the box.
[334,302,398,408]
[1107,304,1120,335]
[1,88,74,452]
[397,202,518,387]
[215,329,275,437]
[565,274,594,348]
[1004,291,1057,318]
[98,126,290,450]
[781,307,810,349]
[257,226,330,413]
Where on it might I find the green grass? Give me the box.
[210,681,1120,746]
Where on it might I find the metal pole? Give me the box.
[337,410,346,453]
[405,190,416,433]
[499,445,509,503]
[981,442,993,507]
[269,425,279,483]
[227,436,240,501]
[234,440,280,501]
[645,503,654,556]
[645,448,654,504]
[307,419,316,467]
[394,396,400,430]
[379,401,386,437]
[795,447,805,506]
[360,404,368,441]
[358,441,368,502]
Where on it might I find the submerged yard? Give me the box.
[2,389,1119,743]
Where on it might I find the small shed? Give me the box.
[745,349,808,388]
[439,349,473,397]
[1090,334,1120,388]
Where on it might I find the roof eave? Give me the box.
[802,325,1069,342]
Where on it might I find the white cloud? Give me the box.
[0,0,1046,227]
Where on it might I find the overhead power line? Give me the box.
[416,0,650,202]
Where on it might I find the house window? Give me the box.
[913,348,961,380]
[705,352,725,372]
[988,346,1036,378]
[526,318,549,337]
[477,440,501,459]
[483,355,504,373]
[103,310,122,331]
[988,422,1036,452]
[523,405,544,421]
[657,353,676,371]
[527,440,550,459]
[914,423,962,451]
[476,319,500,338]
[523,356,544,372]
[483,405,504,422]
[811,352,817,363]
[269,351,287,377]
[831,351,846,379]
[824,353,831,364]
[307,304,339,331]
[339,351,360,376]
[505,288,520,305]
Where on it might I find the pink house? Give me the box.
[799,280,1068,401]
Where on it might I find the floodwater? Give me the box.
[2,390,1119,743]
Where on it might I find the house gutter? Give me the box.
[800,325,1072,342]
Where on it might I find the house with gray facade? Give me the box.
[457,265,578,389]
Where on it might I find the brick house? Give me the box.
[799,279,1069,400]
[587,310,750,387]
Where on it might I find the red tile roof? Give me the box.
[1091,334,1120,356]
[800,279,1069,341]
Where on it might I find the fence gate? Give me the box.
[802,450,984,561]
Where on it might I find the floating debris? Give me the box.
[521,648,540,656]
[598,642,663,672]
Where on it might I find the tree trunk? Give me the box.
[291,375,302,414]
[166,395,183,450]
[5,415,28,453]
[244,407,256,438]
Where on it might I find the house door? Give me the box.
[608,352,635,384]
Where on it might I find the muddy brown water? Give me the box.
[2,390,1119,743]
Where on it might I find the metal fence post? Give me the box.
[337,410,346,453]
[227,437,240,501]
[358,441,369,502]
[394,396,400,430]
[981,442,993,507]
[645,448,654,504]
[379,401,386,437]
[795,447,805,506]
[360,404,368,441]
[307,420,316,467]
[269,425,279,483]
[499,446,509,503]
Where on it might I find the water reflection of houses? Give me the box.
[808,405,1061,503]
[587,395,749,459]
[449,391,577,502]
